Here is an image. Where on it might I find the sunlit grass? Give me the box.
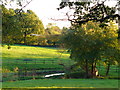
[2,45,69,59]
[2,45,71,71]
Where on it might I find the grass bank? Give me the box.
[2,79,119,88]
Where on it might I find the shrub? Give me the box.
[66,70,86,79]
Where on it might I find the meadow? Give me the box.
[1,45,119,89]
[2,45,71,71]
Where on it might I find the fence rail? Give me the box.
[2,59,119,82]
[4,59,73,64]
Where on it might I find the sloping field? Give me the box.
[2,45,71,71]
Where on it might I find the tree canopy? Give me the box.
[2,5,22,45]
[58,0,120,39]
[17,9,45,44]
[2,5,45,45]
[58,0,120,78]
[61,21,119,78]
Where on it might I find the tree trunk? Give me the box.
[91,62,97,78]
[85,59,89,78]
[91,58,95,77]
[7,44,11,49]
[91,63,94,78]
[106,63,111,76]
[53,42,56,46]
[24,32,27,44]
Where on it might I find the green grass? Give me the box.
[1,45,119,76]
[2,79,119,88]
[1,45,119,89]
[2,45,69,61]
[97,65,119,77]
[2,45,71,71]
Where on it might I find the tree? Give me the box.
[45,23,61,35]
[45,23,61,45]
[1,0,33,13]
[1,0,37,46]
[61,21,119,78]
[2,5,22,47]
[58,0,120,78]
[99,21,119,76]
[58,1,120,42]
[2,5,45,46]
[17,10,45,44]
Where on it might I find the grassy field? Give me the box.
[1,45,119,89]
[2,79,119,88]
[2,45,72,71]
[2,45,119,75]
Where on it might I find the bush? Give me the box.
[66,70,86,78]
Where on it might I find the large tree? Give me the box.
[61,21,119,78]
[2,5,45,45]
[58,0,120,78]
[17,10,45,44]
[2,5,22,46]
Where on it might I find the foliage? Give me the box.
[46,23,61,35]
[61,21,119,77]
[2,5,22,45]
[2,5,45,45]
[58,0,120,78]
[58,1,119,25]
[18,10,45,44]
[58,0,120,44]
[43,23,62,45]
[66,70,86,78]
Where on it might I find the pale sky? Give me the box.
[25,0,71,29]
[24,0,117,29]
[8,0,117,29]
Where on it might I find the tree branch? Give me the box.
[74,14,120,25]
[16,0,33,14]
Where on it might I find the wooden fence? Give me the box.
[5,59,72,64]
[2,59,119,82]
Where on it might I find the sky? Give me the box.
[25,0,71,29]
[24,0,118,29]
[7,0,118,29]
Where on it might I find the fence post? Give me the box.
[43,60,45,64]
[52,60,54,64]
[32,68,36,80]
[35,59,37,64]
[18,69,22,80]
